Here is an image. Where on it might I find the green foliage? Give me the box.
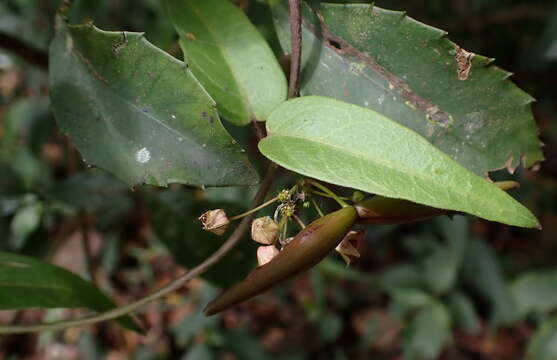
[49,17,259,187]
[166,0,287,125]
[260,96,539,227]
[0,0,551,357]
[271,0,543,175]
[0,252,140,332]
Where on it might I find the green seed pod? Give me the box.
[355,180,519,224]
[204,206,357,315]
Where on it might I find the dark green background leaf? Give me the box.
[0,251,140,332]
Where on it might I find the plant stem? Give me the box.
[292,214,306,229]
[287,0,302,99]
[310,190,350,201]
[229,196,279,221]
[307,180,349,208]
[311,197,324,217]
[0,164,278,334]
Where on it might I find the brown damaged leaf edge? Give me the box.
[204,206,357,316]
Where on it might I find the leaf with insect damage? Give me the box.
[271,0,543,176]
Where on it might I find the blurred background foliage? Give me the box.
[1,0,557,359]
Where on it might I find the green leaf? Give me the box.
[166,0,287,125]
[49,17,259,187]
[510,270,557,318]
[10,202,43,240]
[447,292,481,334]
[259,96,539,228]
[148,189,258,287]
[271,1,543,176]
[0,251,141,332]
[461,239,518,325]
[527,317,557,360]
[421,246,457,295]
[403,302,451,360]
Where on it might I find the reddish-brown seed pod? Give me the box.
[204,206,357,315]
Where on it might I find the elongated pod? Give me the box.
[356,181,520,224]
[204,206,357,315]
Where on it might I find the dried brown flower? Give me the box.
[198,209,230,236]
[335,230,363,266]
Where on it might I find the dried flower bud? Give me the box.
[198,209,230,235]
[251,216,280,245]
[335,230,363,266]
[257,245,279,266]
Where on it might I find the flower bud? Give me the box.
[257,245,279,266]
[335,230,363,266]
[251,216,280,245]
[198,209,229,235]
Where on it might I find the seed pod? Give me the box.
[356,181,519,225]
[198,209,229,235]
[251,216,280,245]
[204,206,357,315]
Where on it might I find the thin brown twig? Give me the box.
[0,164,278,334]
[0,32,48,71]
[287,0,302,99]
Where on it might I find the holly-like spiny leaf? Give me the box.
[49,16,259,187]
[271,1,543,176]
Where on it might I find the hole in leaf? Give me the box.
[328,39,342,50]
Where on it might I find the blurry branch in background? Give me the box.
[0,31,48,71]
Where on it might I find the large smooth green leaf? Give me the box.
[271,1,543,176]
[166,0,287,125]
[0,251,140,332]
[49,17,259,187]
[259,96,539,228]
[510,270,557,318]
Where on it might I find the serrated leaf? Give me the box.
[271,1,543,176]
[259,96,539,228]
[49,17,259,187]
[510,270,557,318]
[166,0,287,125]
[0,251,141,332]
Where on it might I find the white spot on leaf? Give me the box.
[135,147,151,163]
